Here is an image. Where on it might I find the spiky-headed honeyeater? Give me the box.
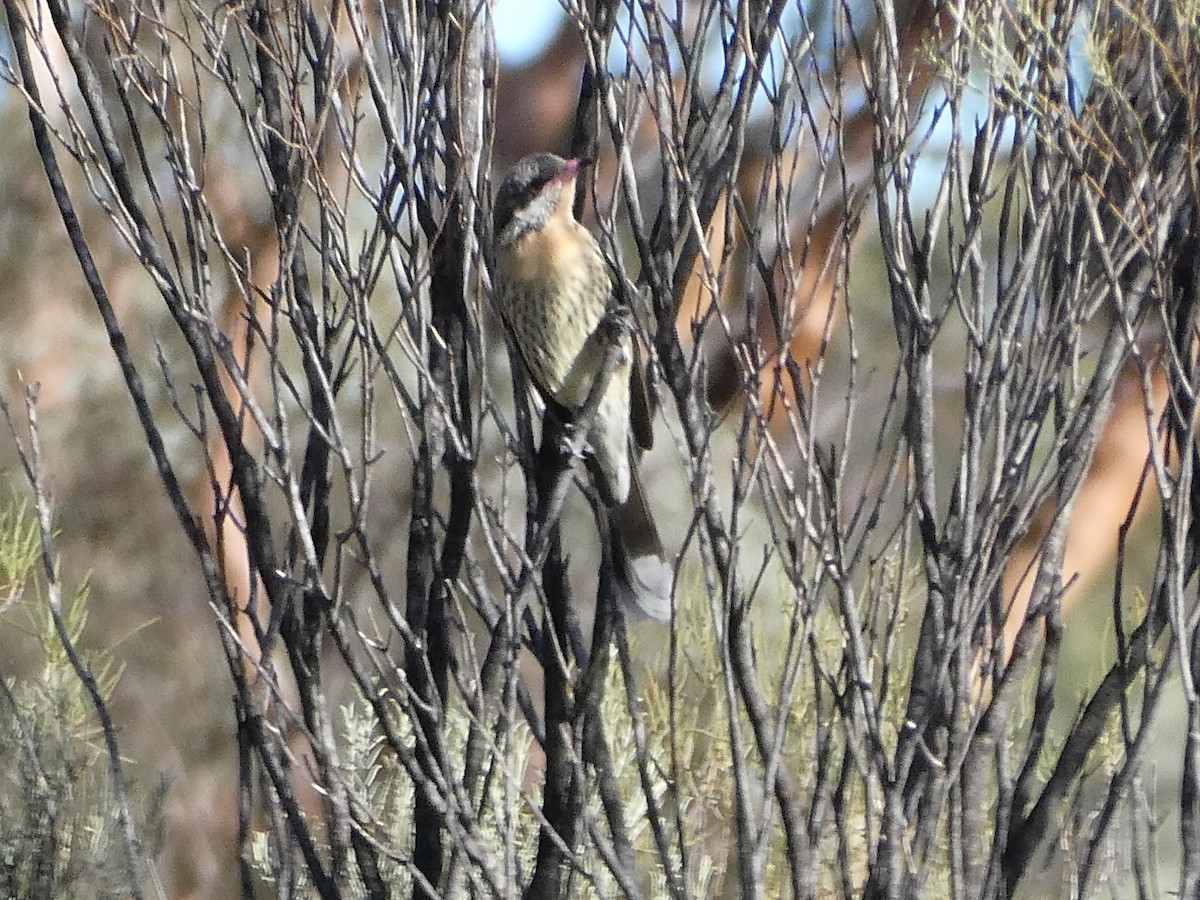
[492,152,671,621]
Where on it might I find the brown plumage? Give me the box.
[493,153,671,621]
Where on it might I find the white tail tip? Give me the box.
[619,553,673,622]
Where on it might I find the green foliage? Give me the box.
[244,549,1102,897]
[0,496,39,608]
[0,498,164,898]
[244,556,913,896]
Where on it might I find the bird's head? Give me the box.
[493,153,580,249]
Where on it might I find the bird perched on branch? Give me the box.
[492,152,672,622]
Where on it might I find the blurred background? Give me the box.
[0,0,1187,896]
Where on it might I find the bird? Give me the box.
[492,152,672,622]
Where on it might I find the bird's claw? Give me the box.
[600,305,634,345]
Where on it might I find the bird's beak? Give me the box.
[558,158,581,183]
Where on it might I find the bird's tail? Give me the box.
[609,462,672,622]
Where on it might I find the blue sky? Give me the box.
[493,0,564,64]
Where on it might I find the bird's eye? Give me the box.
[524,177,552,202]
